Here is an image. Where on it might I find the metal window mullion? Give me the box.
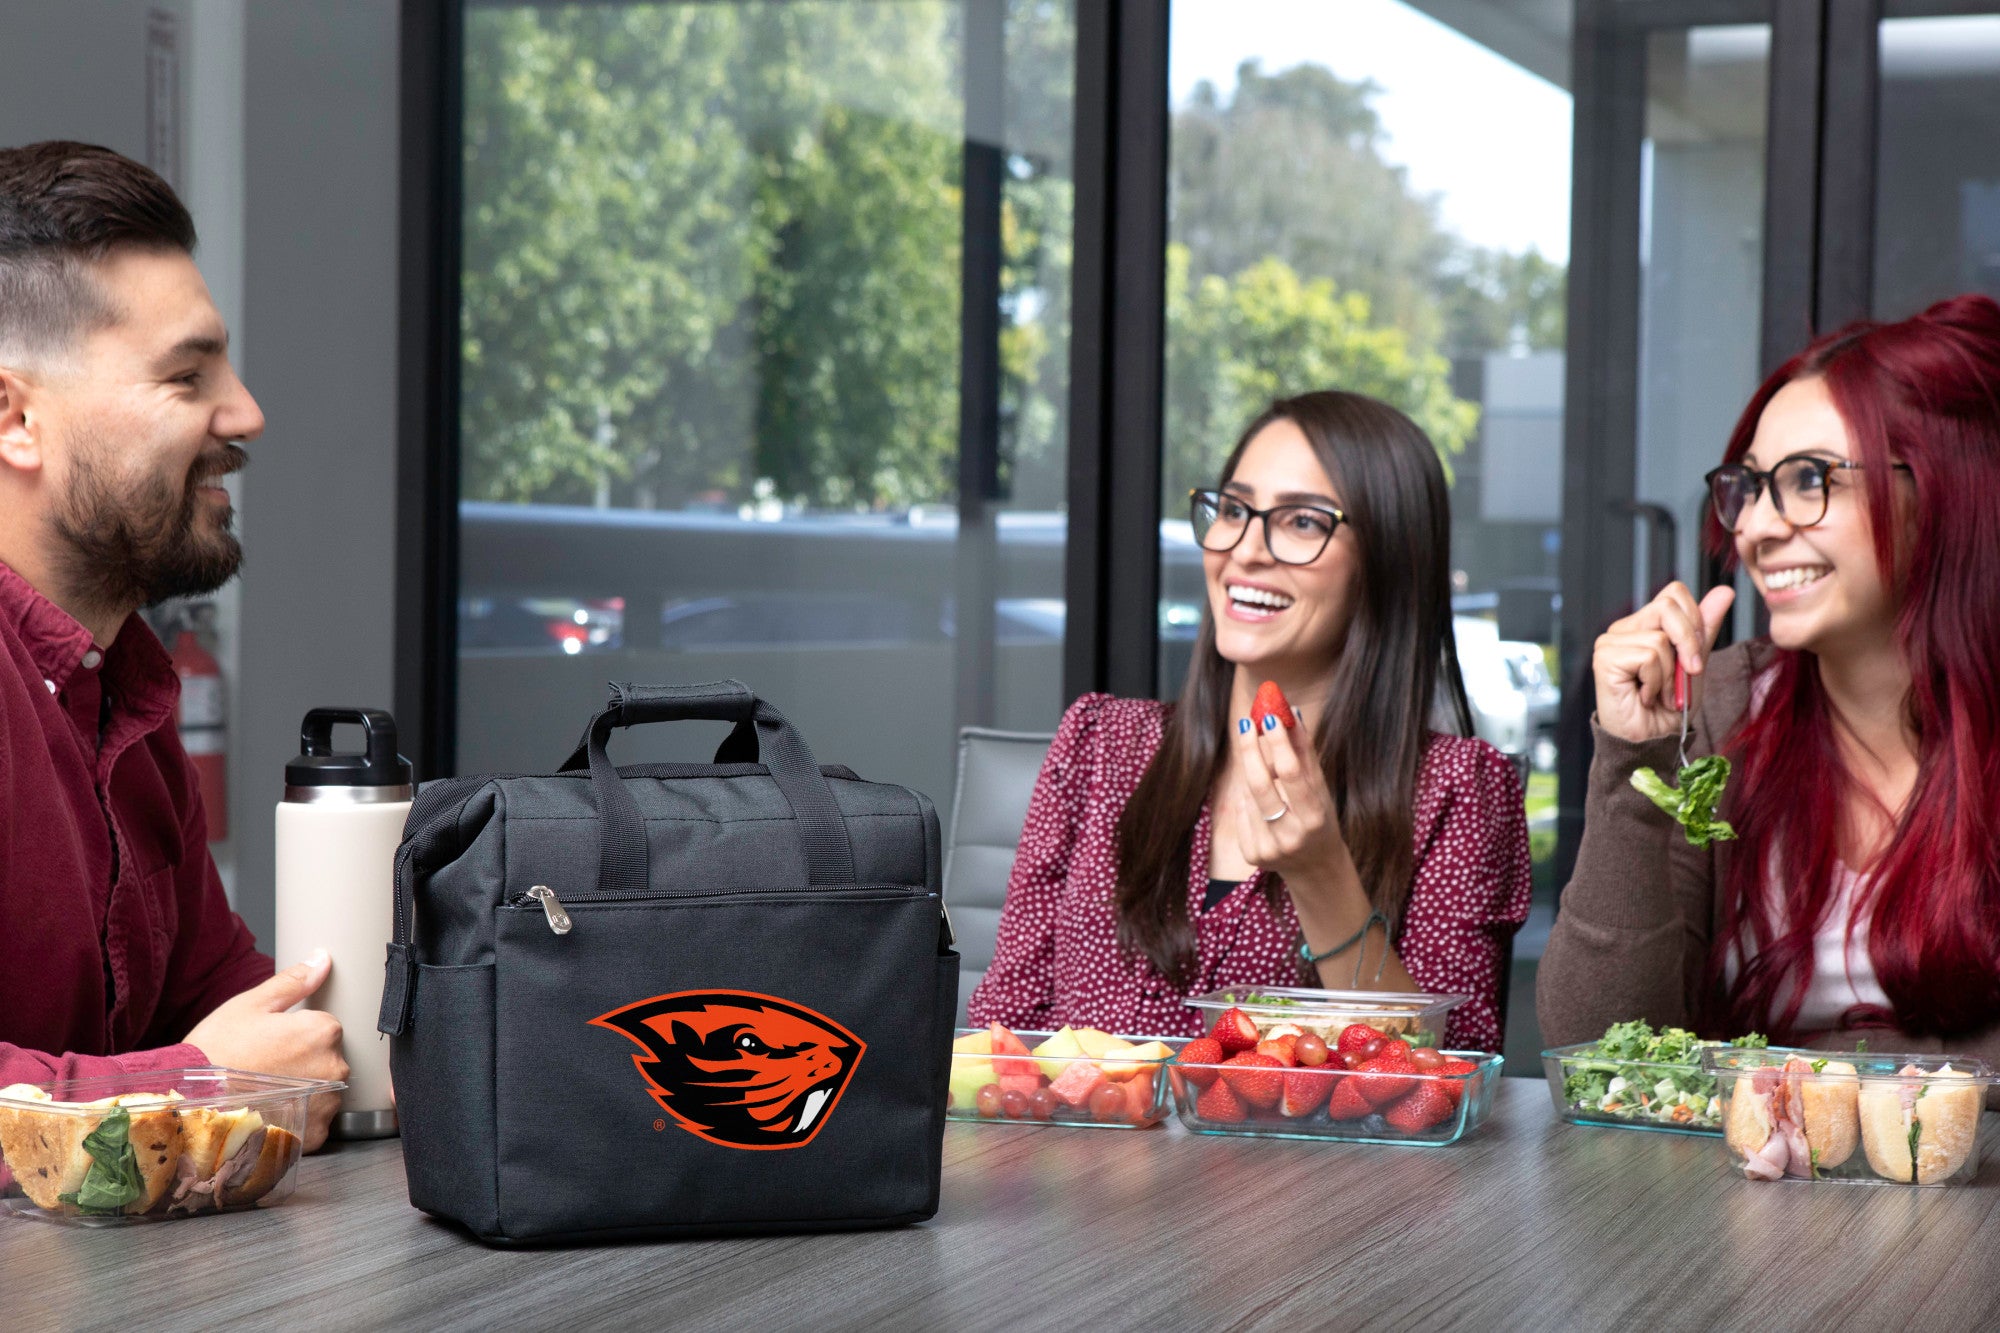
[396,0,464,782]
[1817,0,1884,326]
[954,0,1007,734]
[1062,0,1170,705]
[1555,0,1647,885]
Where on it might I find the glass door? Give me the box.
[1159,0,1576,1065]
[447,1,1076,822]
[1873,8,2000,314]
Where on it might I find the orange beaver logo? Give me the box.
[591,991,865,1150]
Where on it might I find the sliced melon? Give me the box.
[1031,1026,1086,1080]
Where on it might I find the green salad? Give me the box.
[1558,1020,1768,1131]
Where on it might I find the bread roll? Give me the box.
[1723,1074,1774,1161]
[218,1125,302,1207]
[0,1101,92,1211]
[1860,1066,1981,1184]
[1798,1060,1859,1171]
[121,1100,187,1214]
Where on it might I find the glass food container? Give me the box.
[947,1026,1182,1129]
[0,1067,344,1225]
[1703,1048,1997,1185]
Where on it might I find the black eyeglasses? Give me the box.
[1189,489,1346,565]
[1704,454,1912,532]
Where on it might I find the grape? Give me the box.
[1340,1051,1367,1070]
[1361,1036,1386,1058]
[1028,1087,1059,1121]
[1000,1088,1029,1119]
[1088,1084,1128,1121]
[1294,1033,1329,1066]
[975,1084,1003,1118]
[1410,1047,1444,1071]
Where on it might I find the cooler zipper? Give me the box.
[523,885,572,934]
[507,883,939,937]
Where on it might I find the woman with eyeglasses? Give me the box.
[1540,295,2000,1069]
[968,391,1532,1051]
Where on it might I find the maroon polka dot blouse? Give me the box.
[965,693,1533,1052]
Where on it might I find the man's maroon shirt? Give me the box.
[0,560,271,1087]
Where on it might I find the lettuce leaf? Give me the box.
[56,1105,144,1215]
[1631,755,1738,848]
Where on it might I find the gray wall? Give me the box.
[0,5,154,147]
[237,2,401,950]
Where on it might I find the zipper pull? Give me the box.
[525,885,572,935]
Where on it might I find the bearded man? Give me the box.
[0,142,344,1148]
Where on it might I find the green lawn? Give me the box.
[1525,771,1558,882]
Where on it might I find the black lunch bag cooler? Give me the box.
[377,681,958,1244]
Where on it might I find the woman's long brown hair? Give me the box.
[1114,391,1473,987]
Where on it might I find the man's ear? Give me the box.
[0,365,45,473]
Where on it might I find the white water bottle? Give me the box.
[275,708,412,1139]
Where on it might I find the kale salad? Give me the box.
[1547,1020,1770,1133]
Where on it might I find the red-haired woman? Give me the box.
[968,391,1532,1052]
[1540,295,2000,1070]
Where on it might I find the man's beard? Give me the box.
[50,440,247,612]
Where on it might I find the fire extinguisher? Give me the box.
[170,612,228,843]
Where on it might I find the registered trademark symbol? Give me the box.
[653,1118,666,1132]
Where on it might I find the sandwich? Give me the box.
[0,1085,299,1217]
[1722,1055,1860,1180]
[168,1107,301,1214]
[1858,1064,1981,1184]
[0,1087,187,1214]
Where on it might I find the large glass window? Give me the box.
[1161,0,1571,1059]
[453,2,1075,817]
[1634,25,1770,639]
[1874,13,2000,316]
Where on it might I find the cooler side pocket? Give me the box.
[393,963,500,1238]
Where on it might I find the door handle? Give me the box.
[1610,499,1677,600]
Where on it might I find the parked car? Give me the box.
[1454,616,1558,767]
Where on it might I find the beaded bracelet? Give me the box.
[1296,909,1388,975]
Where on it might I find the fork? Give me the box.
[1674,660,1691,770]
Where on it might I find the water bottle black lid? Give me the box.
[286,707,413,787]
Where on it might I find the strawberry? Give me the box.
[1220,1052,1285,1109]
[1252,680,1297,731]
[1336,1023,1383,1057]
[1211,1007,1261,1054]
[1375,1039,1414,1066]
[1176,1037,1225,1089]
[1262,1023,1305,1041]
[1383,1082,1456,1132]
[1325,1076,1373,1121]
[1255,1035,1298,1067]
[1435,1057,1480,1108]
[1354,1055,1417,1107]
[1278,1066,1332,1117]
[1195,1077,1247,1123]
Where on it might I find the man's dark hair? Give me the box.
[0,141,196,363]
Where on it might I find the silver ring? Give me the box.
[1262,804,1289,823]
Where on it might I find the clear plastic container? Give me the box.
[1702,1049,1996,1185]
[1540,1041,1804,1136]
[0,1067,344,1225]
[947,1027,1182,1129]
[1167,1049,1502,1145]
[1183,986,1468,1051]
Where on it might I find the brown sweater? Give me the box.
[1536,640,2000,1089]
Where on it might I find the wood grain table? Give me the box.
[4,1078,1996,1332]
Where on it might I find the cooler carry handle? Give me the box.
[563,679,858,894]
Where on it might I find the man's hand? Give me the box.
[184,951,348,1151]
